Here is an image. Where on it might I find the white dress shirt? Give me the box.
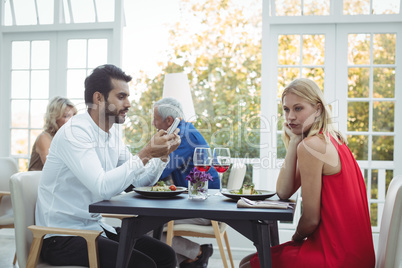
[35,112,168,235]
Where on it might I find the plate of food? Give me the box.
[133,181,187,198]
[221,183,276,201]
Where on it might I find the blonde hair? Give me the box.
[44,97,77,136]
[281,78,346,149]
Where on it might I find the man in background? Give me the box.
[152,97,216,268]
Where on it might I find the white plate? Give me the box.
[221,189,276,201]
[133,186,187,198]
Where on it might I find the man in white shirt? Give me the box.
[36,64,180,268]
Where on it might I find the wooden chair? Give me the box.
[165,220,234,268]
[376,175,402,268]
[10,171,102,268]
[0,157,19,265]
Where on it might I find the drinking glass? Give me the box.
[193,147,212,172]
[212,148,231,193]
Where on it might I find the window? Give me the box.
[1,0,122,170]
[264,0,402,231]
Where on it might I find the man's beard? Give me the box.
[105,101,127,124]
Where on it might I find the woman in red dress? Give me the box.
[240,78,375,268]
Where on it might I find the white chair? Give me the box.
[376,175,402,268]
[10,171,102,268]
[0,156,19,265]
[226,163,246,190]
[164,165,247,268]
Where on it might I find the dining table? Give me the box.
[89,189,296,268]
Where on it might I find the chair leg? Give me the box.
[166,220,174,246]
[13,252,17,265]
[211,221,228,268]
[223,231,234,268]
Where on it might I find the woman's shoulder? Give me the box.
[298,135,327,154]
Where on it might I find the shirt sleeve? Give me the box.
[58,123,167,200]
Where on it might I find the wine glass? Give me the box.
[193,147,212,172]
[212,148,231,193]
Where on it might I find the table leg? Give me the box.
[153,226,163,240]
[252,220,272,268]
[269,221,279,246]
[116,217,138,268]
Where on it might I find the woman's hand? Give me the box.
[283,122,302,145]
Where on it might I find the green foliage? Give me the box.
[124,0,262,161]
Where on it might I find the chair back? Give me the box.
[10,171,42,268]
[227,163,246,190]
[376,175,402,268]
[0,157,18,192]
[0,157,19,226]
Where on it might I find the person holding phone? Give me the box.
[35,65,181,268]
[152,97,217,268]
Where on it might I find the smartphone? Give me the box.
[168,118,180,134]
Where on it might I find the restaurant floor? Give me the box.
[0,228,241,268]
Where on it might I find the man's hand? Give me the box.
[137,129,181,165]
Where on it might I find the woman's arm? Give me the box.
[292,136,325,241]
[276,124,303,199]
[35,132,52,165]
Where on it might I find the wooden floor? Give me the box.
[0,228,241,268]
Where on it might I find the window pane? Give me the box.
[277,68,300,97]
[63,0,71,23]
[18,158,28,172]
[70,0,96,23]
[386,170,394,194]
[13,0,37,25]
[301,68,324,91]
[31,40,50,69]
[12,41,30,69]
[31,71,49,99]
[37,0,54,24]
[11,100,29,127]
[370,203,378,226]
[95,0,115,22]
[373,34,396,64]
[68,40,87,68]
[372,0,400,14]
[348,68,369,98]
[373,68,395,98]
[11,129,29,155]
[347,135,368,160]
[373,101,394,132]
[30,100,48,128]
[277,133,286,159]
[303,0,330,15]
[372,136,394,161]
[71,99,87,114]
[275,0,301,16]
[348,102,369,131]
[11,71,30,99]
[67,70,87,99]
[348,34,370,65]
[4,0,12,26]
[343,0,370,15]
[302,35,325,65]
[88,39,108,68]
[278,35,300,65]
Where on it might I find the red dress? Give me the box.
[250,137,375,268]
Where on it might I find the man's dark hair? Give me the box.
[84,64,132,106]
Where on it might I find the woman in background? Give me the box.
[240,78,375,268]
[28,96,77,171]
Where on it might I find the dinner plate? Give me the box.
[133,186,187,198]
[221,189,276,201]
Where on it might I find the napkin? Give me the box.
[237,197,292,209]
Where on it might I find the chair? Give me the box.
[0,156,19,265]
[10,171,102,268]
[164,166,247,268]
[376,175,402,268]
